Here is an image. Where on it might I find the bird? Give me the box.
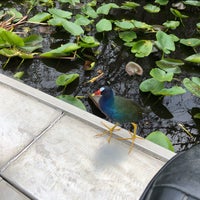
[91,86,143,153]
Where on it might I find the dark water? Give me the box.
[0,0,200,152]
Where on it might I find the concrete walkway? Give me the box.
[0,74,175,200]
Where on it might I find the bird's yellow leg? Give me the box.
[96,122,120,143]
[117,123,143,154]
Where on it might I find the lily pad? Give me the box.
[114,21,135,30]
[62,20,84,36]
[96,19,112,32]
[154,86,186,96]
[155,0,169,5]
[156,58,183,74]
[131,40,153,57]
[163,20,180,29]
[97,3,119,15]
[119,31,137,42]
[185,54,200,63]
[28,12,51,22]
[155,31,175,54]
[150,68,174,82]
[79,36,100,48]
[121,1,140,9]
[170,8,188,19]
[180,38,200,47]
[0,28,24,48]
[143,4,160,13]
[48,8,72,19]
[56,73,79,87]
[146,131,174,152]
[75,14,91,26]
[40,43,80,58]
[183,1,200,6]
[139,78,164,94]
[183,77,200,97]
[57,95,86,110]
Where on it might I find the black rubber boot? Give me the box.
[139,144,200,200]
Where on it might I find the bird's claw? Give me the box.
[95,122,120,143]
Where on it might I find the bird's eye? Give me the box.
[100,87,105,92]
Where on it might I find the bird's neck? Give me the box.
[100,93,114,108]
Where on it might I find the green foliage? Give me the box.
[183,1,200,6]
[56,73,79,87]
[14,71,24,79]
[121,1,140,9]
[28,12,51,22]
[185,54,200,63]
[97,3,119,15]
[163,20,180,29]
[131,40,153,57]
[143,4,160,13]
[96,19,112,32]
[57,95,86,110]
[183,77,200,97]
[140,65,186,96]
[155,31,176,54]
[155,0,169,6]
[146,131,174,152]
[180,38,200,47]
[40,43,80,58]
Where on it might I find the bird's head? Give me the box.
[93,86,114,98]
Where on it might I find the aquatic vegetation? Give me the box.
[0,0,199,151]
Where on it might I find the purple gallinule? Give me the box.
[91,86,143,153]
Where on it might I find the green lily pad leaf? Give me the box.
[183,1,200,6]
[57,95,86,110]
[185,53,200,63]
[75,14,91,26]
[163,20,180,29]
[170,8,188,19]
[0,28,24,47]
[131,40,153,57]
[146,131,174,152]
[155,0,169,5]
[139,78,164,94]
[21,35,43,53]
[58,0,80,6]
[97,3,119,15]
[132,20,152,30]
[48,8,72,19]
[48,17,64,26]
[40,43,80,58]
[150,68,174,82]
[28,12,51,22]
[114,21,135,29]
[180,38,200,47]
[96,19,112,32]
[121,1,140,9]
[156,58,183,74]
[14,71,24,79]
[82,5,98,19]
[197,22,200,29]
[56,73,79,87]
[79,36,100,48]
[62,20,84,36]
[7,8,23,21]
[183,77,200,97]
[194,113,200,119]
[0,48,33,59]
[143,4,160,13]
[155,31,175,54]
[119,31,137,42]
[154,86,186,96]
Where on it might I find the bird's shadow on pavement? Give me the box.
[93,141,128,170]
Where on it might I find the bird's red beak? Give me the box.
[92,89,101,96]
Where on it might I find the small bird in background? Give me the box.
[90,86,143,153]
